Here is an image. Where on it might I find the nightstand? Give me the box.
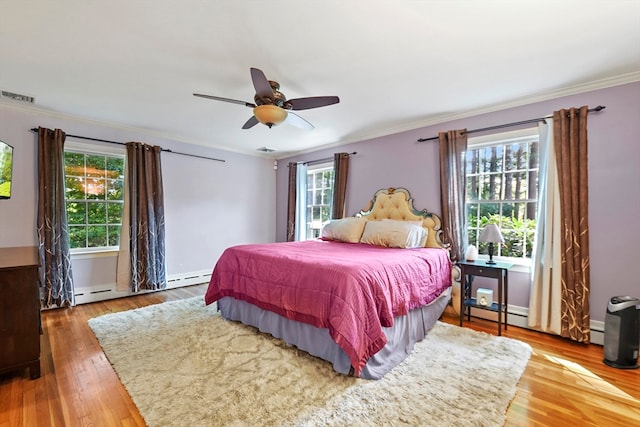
[458,259,513,336]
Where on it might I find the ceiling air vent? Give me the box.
[257,146,276,153]
[1,90,35,103]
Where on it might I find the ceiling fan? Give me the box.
[194,67,339,130]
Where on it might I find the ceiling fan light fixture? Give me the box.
[195,67,338,130]
[253,104,287,128]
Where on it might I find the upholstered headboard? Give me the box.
[356,187,448,250]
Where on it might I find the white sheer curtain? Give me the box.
[528,118,562,334]
[116,159,131,291]
[294,162,308,241]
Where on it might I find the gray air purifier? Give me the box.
[603,296,640,369]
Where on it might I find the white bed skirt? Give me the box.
[217,286,451,380]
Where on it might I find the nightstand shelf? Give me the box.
[458,259,512,336]
[463,297,503,313]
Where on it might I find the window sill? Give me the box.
[70,248,119,260]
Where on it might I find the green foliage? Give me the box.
[68,225,86,249]
[0,143,13,197]
[107,179,123,200]
[66,202,86,224]
[108,226,121,246]
[87,225,107,247]
[469,214,536,259]
[0,181,11,197]
[0,147,12,182]
[107,202,123,224]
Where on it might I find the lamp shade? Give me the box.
[479,224,504,243]
[253,105,288,128]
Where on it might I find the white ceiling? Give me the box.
[1,1,639,158]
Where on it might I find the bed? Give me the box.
[205,187,455,379]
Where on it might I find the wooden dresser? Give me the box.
[0,246,41,379]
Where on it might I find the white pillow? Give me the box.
[320,217,367,243]
[360,220,427,248]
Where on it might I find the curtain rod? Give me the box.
[302,152,357,166]
[416,105,606,143]
[29,128,226,163]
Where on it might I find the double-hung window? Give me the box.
[298,162,334,240]
[466,128,539,264]
[64,142,125,252]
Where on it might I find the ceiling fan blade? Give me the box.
[250,67,274,102]
[285,111,314,130]
[242,115,259,129]
[287,96,340,111]
[193,93,255,108]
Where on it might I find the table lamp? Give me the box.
[479,224,504,264]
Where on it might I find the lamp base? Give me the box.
[487,243,496,264]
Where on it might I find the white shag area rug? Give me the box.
[88,296,531,427]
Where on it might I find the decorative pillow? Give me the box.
[320,217,368,243]
[382,218,424,227]
[360,220,428,248]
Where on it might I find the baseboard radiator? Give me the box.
[73,270,212,305]
[446,304,605,346]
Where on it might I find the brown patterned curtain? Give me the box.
[121,142,166,292]
[439,129,468,262]
[331,152,350,219]
[37,127,74,308]
[554,106,590,343]
[286,161,297,242]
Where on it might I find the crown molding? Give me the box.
[338,71,640,145]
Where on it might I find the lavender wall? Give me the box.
[0,105,275,291]
[275,82,640,323]
[1,81,637,322]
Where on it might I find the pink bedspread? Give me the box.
[204,240,452,376]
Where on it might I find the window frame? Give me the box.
[64,140,125,255]
[466,127,539,268]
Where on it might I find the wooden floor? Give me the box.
[1,284,638,427]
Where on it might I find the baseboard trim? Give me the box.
[456,303,604,345]
[73,270,211,305]
[590,320,604,346]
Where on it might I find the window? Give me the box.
[304,163,334,239]
[64,145,125,251]
[466,129,539,262]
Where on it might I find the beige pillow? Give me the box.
[382,218,424,227]
[360,220,427,248]
[320,217,368,243]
